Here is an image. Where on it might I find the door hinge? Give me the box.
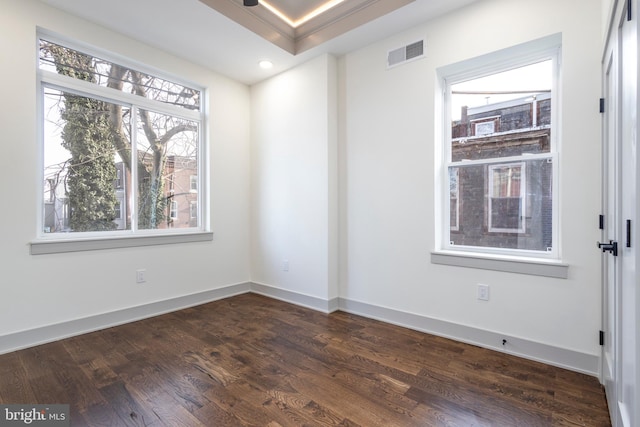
[599,214,604,230]
[599,98,605,113]
[599,330,604,346]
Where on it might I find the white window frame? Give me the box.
[488,162,526,233]
[31,30,212,255]
[432,34,567,278]
[190,201,198,219]
[170,201,178,220]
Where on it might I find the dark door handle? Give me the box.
[597,240,618,256]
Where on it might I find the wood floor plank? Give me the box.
[0,352,37,404]
[98,381,162,426]
[0,293,611,426]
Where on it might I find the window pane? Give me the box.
[39,37,206,242]
[136,110,198,230]
[490,197,522,230]
[451,60,552,161]
[39,40,200,111]
[449,158,552,251]
[43,88,131,233]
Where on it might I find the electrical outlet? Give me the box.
[477,284,489,301]
[136,269,146,283]
[283,260,289,272]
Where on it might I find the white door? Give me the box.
[617,1,637,425]
[601,2,638,427]
[601,16,619,424]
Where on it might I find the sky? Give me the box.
[450,60,553,121]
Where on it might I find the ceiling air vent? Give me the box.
[387,39,425,69]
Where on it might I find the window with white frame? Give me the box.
[170,201,178,220]
[440,38,559,258]
[38,35,205,241]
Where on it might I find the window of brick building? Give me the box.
[170,201,178,220]
[488,162,525,233]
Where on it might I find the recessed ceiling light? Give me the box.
[259,60,273,69]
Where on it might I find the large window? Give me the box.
[38,35,206,247]
[440,38,559,259]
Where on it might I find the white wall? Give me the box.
[250,54,339,305]
[1,0,606,376]
[0,0,251,342]
[339,0,602,370]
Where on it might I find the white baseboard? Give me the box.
[243,284,599,376]
[250,282,339,313]
[337,297,600,377]
[0,282,600,378]
[0,282,251,355]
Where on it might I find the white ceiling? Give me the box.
[39,0,480,85]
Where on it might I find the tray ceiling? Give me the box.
[198,0,415,54]
[39,0,480,85]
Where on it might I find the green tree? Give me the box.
[46,44,117,232]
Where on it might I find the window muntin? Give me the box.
[38,35,205,238]
[444,57,557,257]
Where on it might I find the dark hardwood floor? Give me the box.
[0,293,610,426]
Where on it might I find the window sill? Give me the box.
[30,232,214,255]
[430,250,568,279]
